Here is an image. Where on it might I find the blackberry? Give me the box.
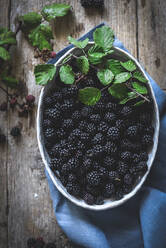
[49,143,61,156]
[43,119,53,129]
[121,139,133,151]
[124,173,133,185]
[137,161,147,169]
[52,91,62,101]
[83,193,95,205]
[122,184,132,194]
[86,123,97,134]
[86,184,100,197]
[132,153,140,164]
[62,86,78,98]
[59,148,69,158]
[10,127,21,137]
[104,183,115,198]
[61,99,74,112]
[86,149,94,158]
[105,141,117,155]
[82,158,92,171]
[98,121,109,133]
[80,132,89,142]
[87,171,102,186]
[92,133,104,145]
[95,101,105,111]
[98,167,108,177]
[107,127,120,141]
[109,171,120,182]
[79,120,87,130]
[0,134,6,143]
[117,161,128,176]
[115,119,125,131]
[95,196,104,205]
[121,106,133,118]
[120,151,131,162]
[140,151,148,161]
[90,114,101,123]
[81,106,92,117]
[27,238,37,248]
[145,126,154,136]
[68,173,77,182]
[142,134,153,147]
[103,156,116,168]
[84,78,96,87]
[62,119,74,129]
[104,112,116,124]
[60,175,68,186]
[106,102,119,112]
[66,182,80,196]
[126,125,139,140]
[93,145,103,157]
[26,95,35,104]
[45,108,60,120]
[56,128,66,139]
[61,163,70,175]
[44,96,54,107]
[45,243,56,248]
[114,189,124,200]
[50,158,59,170]
[72,111,81,121]
[77,141,86,151]
[68,158,79,171]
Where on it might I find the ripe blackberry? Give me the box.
[107,127,120,141]
[81,106,92,117]
[52,91,62,101]
[109,171,120,182]
[45,108,60,120]
[77,141,86,151]
[61,163,70,175]
[45,243,56,248]
[121,106,133,118]
[43,119,53,129]
[66,182,80,196]
[59,148,69,158]
[44,96,54,107]
[105,141,117,155]
[50,158,59,170]
[62,86,78,98]
[90,114,101,123]
[103,156,116,168]
[62,118,74,129]
[10,127,21,137]
[140,151,148,161]
[68,173,77,182]
[95,196,104,205]
[60,175,68,186]
[124,173,133,185]
[104,112,116,124]
[142,134,153,147]
[126,125,139,140]
[117,161,128,176]
[93,145,103,157]
[121,139,133,151]
[92,133,104,145]
[83,193,95,205]
[80,132,89,142]
[82,158,92,171]
[87,123,97,134]
[106,102,118,112]
[114,189,124,200]
[104,183,115,198]
[81,0,104,8]
[0,134,6,143]
[94,101,105,111]
[72,111,81,121]
[61,99,74,112]
[120,151,131,162]
[116,119,125,131]
[49,143,61,156]
[84,78,96,87]
[79,120,87,130]
[98,167,108,178]
[68,158,79,171]
[87,171,102,186]
[98,121,109,133]
[132,153,140,164]
[122,184,132,194]
[56,128,66,139]
[145,126,154,136]
[27,238,37,248]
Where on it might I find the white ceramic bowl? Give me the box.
[37,42,160,210]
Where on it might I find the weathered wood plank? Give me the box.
[137,0,166,89]
[0,0,10,247]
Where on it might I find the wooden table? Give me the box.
[0,0,165,247]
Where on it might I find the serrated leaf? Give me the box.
[68,36,89,49]
[97,69,114,86]
[28,24,53,51]
[0,29,16,45]
[0,46,10,60]
[59,65,75,84]
[134,100,145,107]
[93,26,115,52]
[18,12,42,33]
[133,71,148,83]
[76,56,89,75]
[120,60,136,72]
[106,59,125,75]
[114,72,131,84]
[2,76,19,88]
[132,82,148,95]
[119,92,138,104]
[41,3,71,21]
[108,84,128,100]
[79,87,101,106]
[88,45,105,65]
[34,64,56,85]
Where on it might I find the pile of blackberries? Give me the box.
[42,76,154,205]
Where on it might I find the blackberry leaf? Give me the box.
[59,65,75,84]
[114,72,131,84]
[41,3,71,21]
[97,69,114,86]
[79,87,101,106]
[34,64,56,85]
[76,56,89,74]
[68,36,89,49]
[120,60,136,72]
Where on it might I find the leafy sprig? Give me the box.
[34,25,150,107]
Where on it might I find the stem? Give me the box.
[126,84,150,102]
[75,74,85,84]
[81,48,87,57]
[101,84,111,92]
[0,85,12,97]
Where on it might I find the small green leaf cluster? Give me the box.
[34,25,149,107]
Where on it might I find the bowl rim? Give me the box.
[37,42,160,210]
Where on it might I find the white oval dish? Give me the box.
[37,42,160,210]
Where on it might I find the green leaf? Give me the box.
[106,59,125,75]
[59,65,75,84]
[76,56,89,74]
[0,29,16,45]
[120,60,136,72]
[2,76,19,88]
[119,92,138,104]
[97,69,114,86]
[18,12,42,33]
[79,87,101,106]
[132,82,148,94]
[34,64,56,85]
[28,24,53,51]
[41,3,71,21]
[0,27,8,34]
[93,26,115,52]
[88,45,105,65]
[133,71,148,83]
[108,84,128,100]
[62,54,72,64]
[0,46,10,60]
[114,72,131,84]
[134,100,145,107]
[68,36,89,49]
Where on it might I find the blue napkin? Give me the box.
[46,23,166,248]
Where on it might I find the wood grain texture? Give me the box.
[0,0,165,247]
[137,0,166,89]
